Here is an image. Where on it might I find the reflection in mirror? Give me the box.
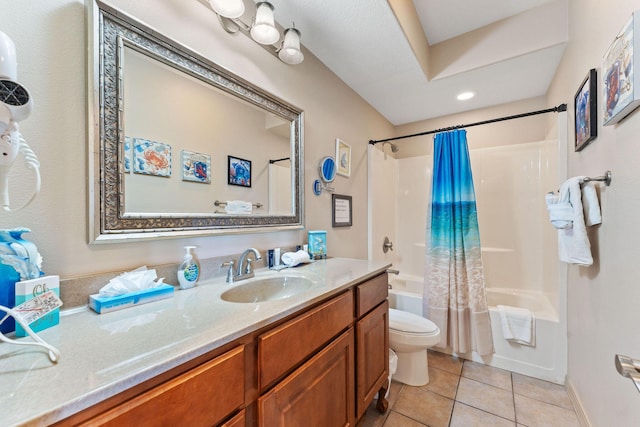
[88,1,303,242]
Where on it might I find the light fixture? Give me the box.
[278,28,304,65]
[206,0,304,65]
[250,2,280,45]
[457,91,476,101]
[209,0,244,19]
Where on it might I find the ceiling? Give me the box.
[268,0,568,126]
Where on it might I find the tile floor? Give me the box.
[358,350,581,427]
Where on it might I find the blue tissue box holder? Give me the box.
[89,284,174,314]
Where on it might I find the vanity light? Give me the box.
[209,0,244,19]
[206,0,304,65]
[250,2,280,45]
[278,28,304,65]
[457,91,477,101]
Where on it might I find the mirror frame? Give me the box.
[87,1,304,243]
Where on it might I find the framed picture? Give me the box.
[574,69,597,151]
[603,11,640,125]
[228,155,251,187]
[133,138,171,177]
[335,139,351,177]
[332,194,352,227]
[181,150,211,183]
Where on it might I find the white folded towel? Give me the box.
[497,305,535,346]
[281,250,311,267]
[557,177,593,266]
[225,200,253,214]
[545,192,573,229]
[581,183,602,226]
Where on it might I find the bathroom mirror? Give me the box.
[319,156,337,183]
[88,1,304,242]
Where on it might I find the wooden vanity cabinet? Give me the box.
[55,272,389,427]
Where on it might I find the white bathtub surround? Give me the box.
[497,305,535,346]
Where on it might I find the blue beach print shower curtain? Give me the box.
[424,129,493,356]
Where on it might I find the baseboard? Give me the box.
[566,377,591,427]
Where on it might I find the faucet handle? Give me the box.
[245,258,254,275]
[221,260,235,283]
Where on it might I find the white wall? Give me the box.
[546,1,640,425]
[0,0,394,278]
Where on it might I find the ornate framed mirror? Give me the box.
[88,1,304,243]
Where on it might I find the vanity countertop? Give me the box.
[0,257,390,427]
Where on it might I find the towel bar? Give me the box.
[615,354,640,393]
[214,200,263,208]
[580,170,612,186]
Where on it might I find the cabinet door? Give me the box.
[356,300,389,419]
[259,328,355,427]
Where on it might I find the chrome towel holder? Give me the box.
[580,170,612,186]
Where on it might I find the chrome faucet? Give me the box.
[225,248,262,283]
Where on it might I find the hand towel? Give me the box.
[497,305,535,346]
[557,176,593,266]
[225,200,253,214]
[281,250,311,267]
[581,183,602,226]
[545,192,573,229]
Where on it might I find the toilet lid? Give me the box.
[389,308,439,334]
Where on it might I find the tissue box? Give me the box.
[89,284,174,314]
[308,230,327,260]
[15,275,60,337]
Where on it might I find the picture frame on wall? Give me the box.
[335,139,351,177]
[574,68,597,151]
[228,155,251,187]
[332,194,352,227]
[603,11,640,125]
[181,150,211,183]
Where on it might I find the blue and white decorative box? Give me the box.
[89,284,174,314]
[15,275,60,337]
[308,230,327,260]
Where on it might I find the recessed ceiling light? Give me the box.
[457,91,476,101]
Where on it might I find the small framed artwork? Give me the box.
[332,194,352,227]
[574,68,597,151]
[603,11,640,125]
[335,138,351,177]
[228,155,251,187]
[182,150,211,183]
[133,138,171,177]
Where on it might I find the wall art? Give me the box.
[335,139,351,177]
[181,150,211,183]
[228,155,251,187]
[575,68,597,151]
[133,138,171,177]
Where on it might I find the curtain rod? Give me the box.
[369,103,567,145]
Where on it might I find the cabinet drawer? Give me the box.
[258,290,353,390]
[83,345,245,427]
[356,273,388,317]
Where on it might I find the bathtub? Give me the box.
[388,274,566,384]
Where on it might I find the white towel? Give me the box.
[497,305,535,346]
[545,192,573,229]
[557,177,593,266]
[581,183,602,226]
[225,200,253,214]
[281,250,311,267]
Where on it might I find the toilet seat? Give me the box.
[389,308,438,335]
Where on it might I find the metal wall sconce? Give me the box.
[207,0,304,65]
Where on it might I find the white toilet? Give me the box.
[388,308,441,386]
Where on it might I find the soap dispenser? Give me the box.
[177,246,199,290]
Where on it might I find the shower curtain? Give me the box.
[424,129,493,356]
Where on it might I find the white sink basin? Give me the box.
[220,276,314,303]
